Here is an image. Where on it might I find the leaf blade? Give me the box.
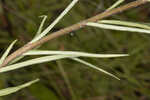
[31,0,79,43]
[0,40,17,66]
[87,22,150,34]
[0,55,77,73]
[24,50,129,58]
[71,58,120,80]
[0,79,39,96]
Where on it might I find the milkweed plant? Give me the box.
[0,0,150,96]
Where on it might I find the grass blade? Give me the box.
[0,79,39,96]
[0,40,17,66]
[99,20,150,30]
[31,0,79,43]
[106,0,124,11]
[71,58,120,80]
[23,50,128,58]
[34,15,48,38]
[87,22,150,34]
[0,55,77,73]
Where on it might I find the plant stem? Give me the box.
[1,0,149,67]
[56,60,76,100]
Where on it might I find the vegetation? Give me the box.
[0,0,150,100]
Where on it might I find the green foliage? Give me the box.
[0,0,150,100]
[0,40,17,66]
[0,79,39,97]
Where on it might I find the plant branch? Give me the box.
[1,0,149,67]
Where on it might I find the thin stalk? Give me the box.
[56,61,76,100]
[106,0,125,11]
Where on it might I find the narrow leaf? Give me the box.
[0,55,77,73]
[31,0,79,43]
[106,0,124,11]
[34,15,48,38]
[0,40,17,66]
[0,79,39,96]
[99,20,150,30]
[87,22,150,34]
[23,50,129,58]
[71,58,120,80]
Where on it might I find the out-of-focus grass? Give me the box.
[0,0,150,100]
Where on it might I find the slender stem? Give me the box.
[1,0,149,67]
[56,60,76,100]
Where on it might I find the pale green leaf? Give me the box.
[0,79,39,96]
[34,15,48,38]
[99,20,150,30]
[31,0,79,43]
[0,55,77,73]
[71,58,120,80]
[106,0,124,11]
[8,56,24,65]
[0,40,17,66]
[23,50,129,58]
[87,22,150,34]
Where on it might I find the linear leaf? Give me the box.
[99,20,150,30]
[31,0,79,43]
[106,0,124,11]
[87,22,150,34]
[0,79,39,96]
[34,15,48,39]
[0,55,77,73]
[24,50,128,58]
[71,58,120,80]
[0,40,17,66]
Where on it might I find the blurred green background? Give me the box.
[0,0,150,100]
